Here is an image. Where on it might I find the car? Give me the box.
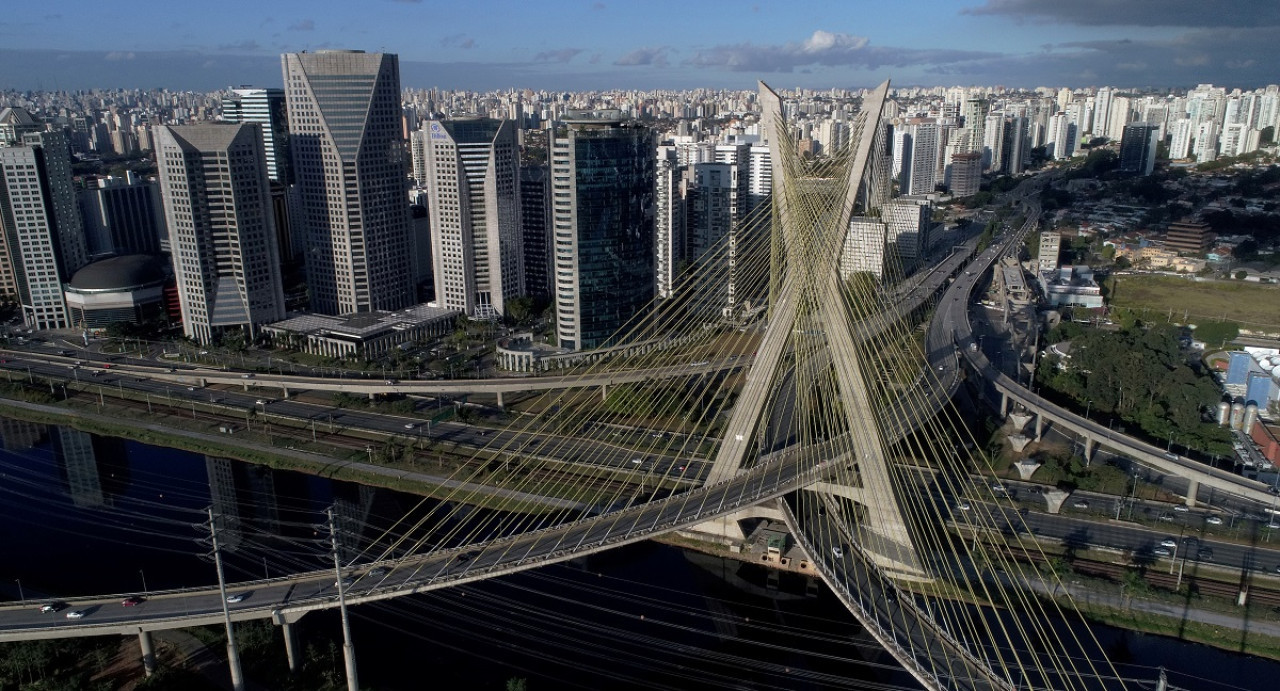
[39,602,65,614]
[1275,565,1280,574]
[334,577,354,588]
[65,610,87,619]
[630,458,643,464]
[955,501,972,511]
[831,546,844,559]
[1160,538,1177,548]
[1158,513,1175,522]
[368,566,390,579]
[226,592,249,603]
[241,373,255,379]
[404,423,416,430]
[1173,505,1190,513]
[385,379,398,385]
[1072,500,1089,509]
[1205,515,1224,525]
[102,363,112,369]
[1197,548,1214,561]
[121,596,145,607]
[1268,522,1280,530]
[1153,548,1171,557]
[991,483,1008,494]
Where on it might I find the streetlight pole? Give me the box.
[14,579,23,605]
[140,569,148,596]
[327,507,360,691]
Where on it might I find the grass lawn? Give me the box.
[1109,275,1280,331]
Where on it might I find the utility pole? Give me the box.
[203,508,245,691]
[327,507,360,691]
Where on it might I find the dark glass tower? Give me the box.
[551,112,655,350]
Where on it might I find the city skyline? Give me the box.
[2,0,1278,92]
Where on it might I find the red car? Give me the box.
[121,596,145,607]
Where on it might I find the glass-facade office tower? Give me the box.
[282,50,412,315]
[222,87,292,185]
[155,124,286,345]
[422,118,521,319]
[78,171,166,257]
[551,112,655,350]
[0,130,88,329]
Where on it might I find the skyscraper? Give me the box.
[1118,123,1159,176]
[422,118,521,319]
[78,172,166,257]
[0,130,88,329]
[551,111,655,350]
[155,124,285,345]
[283,50,412,315]
[520,164,552,302]
[221,88,292,184]
[904,121,939,196]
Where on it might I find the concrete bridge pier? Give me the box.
[495,391,504,410]
[1082,436,1096,463]
[1034,413,1044,441]
[1000,391,1009,417]
[280,386,289,400]
[1185,479,1199,508]
[600,384,609,401]
[282,622,301,673]
[138,629,156,676]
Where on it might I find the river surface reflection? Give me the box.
[0,418,1274,690]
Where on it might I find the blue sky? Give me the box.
[2,0,1276,91]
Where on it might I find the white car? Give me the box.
[1173,505,1190,513]
[1205,515,1224,525]
[955,501,972,511]
[65,610,87,619]
[403,423,416,430]
[831,546,844,559]
[1159,538,1177,548]
[1153,547,1171,557]
[226,593,249,603]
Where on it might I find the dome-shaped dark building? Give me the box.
[64,254,170,330]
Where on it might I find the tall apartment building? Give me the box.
[520,164,552,302]
[283,50,412,315]
[902,121,939,196]
[982,113,1005,172]
[0,130,88,329]
[155,124,285,345]
[1037,230,1061,273]
[947,151,983,198]
[841,217,887,280]
[883,196,932,273]
[654,148,686,299]
[1047,112,1076,160]
[961,97,988,155]
[1118,123,1159,176]
[551,112,655,350]
[422,118,521,319]
[1003,116,1029,175]
[78,172,166,257]
[221,88,292,184]
[1168,118,1194,160]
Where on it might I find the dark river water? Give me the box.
[0,417,1274,690]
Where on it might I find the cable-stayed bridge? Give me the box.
[0,81,1129,691]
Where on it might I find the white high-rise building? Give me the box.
[221,87,291,184]
[422,118,521,319]
[0,130,88,329]
[654,149,685,299]
[1168,119,1194,160]
[1046,112,1076,160]
[155,124,286,345]
[1093,87,1114,139]
[1107,96,1132,141]
[283,50,413,315]
[1219,123,1249,158]
[904,121,939,196]
[841,218,887,280]
[982,113,1005,172]
[1194,121,1219,162]
[883,196,932,271]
